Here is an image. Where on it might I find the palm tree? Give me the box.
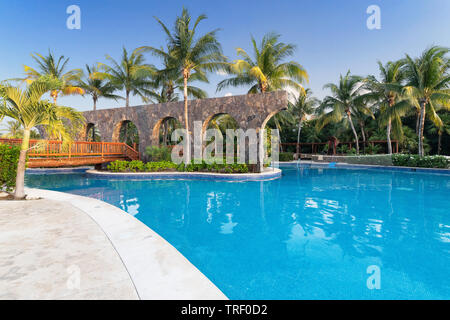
[94,47,154,142]
[365,61,411,154]
[288,89,319,155]
[1,120,23,138]
[21,51,84,104]
[0,82,84,199]
[141,7,227,162]
[317,71,365,154]
[95,47,154,108]
[78,65,122,111]
[217,32,308,94]
[402,46,450,156]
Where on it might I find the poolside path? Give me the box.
[0,198,138,299]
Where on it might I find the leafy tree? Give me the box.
[141,8,226,162]
[217,32,308,94]
[20,51,84,104]
[402,46,450,156]
[0,82,84,199]
[78,65,122,111]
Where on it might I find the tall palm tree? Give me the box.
[0,82,84,199]
[141,7,227,162]
[365,60,411,154]
[288,89,319,154]
[21,51,84,104]
[402,46,450,156]
[78,65,122,111]
[94,47,154,142]
[317,71,365,154]
[217,32,308,94]
[95,47,154,108]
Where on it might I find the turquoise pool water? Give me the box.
[25,166,450,299]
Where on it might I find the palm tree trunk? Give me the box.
[387,118,392,154]
[93,97,97,111]
[418,100,426,157]
[359,121,366,154]
[14,129,30,199]
[347,111,359,154]
[437,132,442,155]
[183,71,191,163]
[123,91,130,144]
[415,110,420,135]
[296,118,303,155]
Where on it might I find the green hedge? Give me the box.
[0,144,20,191]
[144,146,172,162]
[107,160,177,172]
[279,152,294,162]
[106,160,249,174]
[392,154,449,169]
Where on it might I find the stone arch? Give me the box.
[152,116,183,146]
[112,120,140,148]
[85,123,101,142]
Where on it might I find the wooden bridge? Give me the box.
[0,139,140,168]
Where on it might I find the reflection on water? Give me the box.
[26,167,450,299]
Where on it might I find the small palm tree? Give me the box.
[1,120,23,138]
[21,51,84,104]
[141,7,227,162]
[217,32,308,94]
[317,71,365,154]
[0,82,84,199]
[78,65,122,111]
[288,89,319,154]
[402,46,450,156]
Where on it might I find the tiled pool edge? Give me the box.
[24,187,228,300]
[277,161,450,175]
[85,168,282,181]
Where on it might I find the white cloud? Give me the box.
[225,93,233,97]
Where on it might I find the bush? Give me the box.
[177,160,249,173]
[145,146,172,162]
[392,154,449,169]
[279,152,294,162]
[0,144,20,192]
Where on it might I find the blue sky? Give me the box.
[1,0,449,113]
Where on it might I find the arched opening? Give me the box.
[202,113,240,160]
[260,108,287,162]
[85,123,101,142]
[152,117,183,146]
[113,120,140,148]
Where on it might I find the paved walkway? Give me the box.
[0,198,138,299]
[0,188,227,300]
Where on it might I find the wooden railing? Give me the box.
[0,138,140,161]
[281,140,399,155]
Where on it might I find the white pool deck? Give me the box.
[0,188,227,300]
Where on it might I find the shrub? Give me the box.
[0,144,21,192]
[145,146,172,162]
[392,154,449,169]
[279,152,294,162]
[107,160,129,172]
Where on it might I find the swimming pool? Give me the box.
[25,165,450,299]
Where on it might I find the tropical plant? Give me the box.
[365,60,412,154]
[95,47,154,108]
[402,46,450,156]
[217,32,308,94]
[317,71,366,154]
[20,51,84,104]
[78,65,122,111]
[141,8,226,162]
[287,89,319,154]
[1,120,23,138]
[0,82,84,199]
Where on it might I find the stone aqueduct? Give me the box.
[82,91,288,167]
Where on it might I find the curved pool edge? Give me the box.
[85,168,282,181]
[24,187,228,300]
